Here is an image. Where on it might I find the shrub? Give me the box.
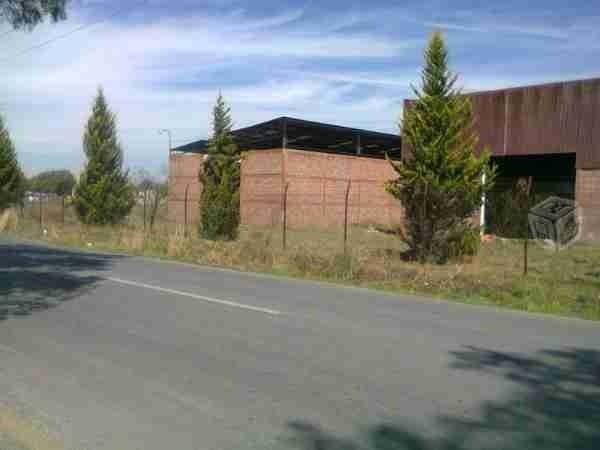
[444,226,481,261]
[73,88,134,225]
[199,94,241,241]
[0,114,24,211]
[386,32,495,263]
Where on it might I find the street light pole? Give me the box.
[159,128,172,152]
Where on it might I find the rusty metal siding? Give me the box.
[507,84,561,156]
[465,78,600,168]
[470,91,506,155]
[507,82,572,157]
[575,79,600,168]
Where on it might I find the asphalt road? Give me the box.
[1,237,599,450]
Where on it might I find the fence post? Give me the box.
[344,180,352,255]
[282,182,290,250]
[480,171,487,237]
[184,184,190,237]
[62,196,66,224]
[39,195,43,231]
[523,176,533,276]
[143,190,148,231]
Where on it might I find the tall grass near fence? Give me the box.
[8,197,600,321]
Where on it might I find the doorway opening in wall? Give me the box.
[485,153,576,237]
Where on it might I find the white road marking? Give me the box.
[105,277,282,316]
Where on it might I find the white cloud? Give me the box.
[0,7,410,174]
[414,18,569,40]
[2,2,598,175]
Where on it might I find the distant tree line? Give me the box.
[28,169,75,196]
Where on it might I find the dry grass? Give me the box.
[0,406,66,450]
[0,208,19,232]
[9,199,600,321]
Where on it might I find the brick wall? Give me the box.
[240,149,404,229]
[240,149,284,226]
[168,153,203,226]
[168,149,517,235]
[576,169,600,241]
[169,148,404,230]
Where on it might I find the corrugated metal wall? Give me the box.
[471,90,506,154]
[404,78,600,168]
[469,78,600,168]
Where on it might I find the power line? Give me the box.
[1,0,146,63]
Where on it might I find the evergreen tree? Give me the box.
[387,32,495,262]
[199,94,241,240]
[73,88,134,225]
[1,0,68,30]
[0,113,23,211]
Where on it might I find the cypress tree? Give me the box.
[1,0,68,30]
[73,88,134,225]
[0,114,24,211]
[199,94,241,240]
[387,32,496,262]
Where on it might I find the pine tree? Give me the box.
[73,88,134,225]
[199,94,241,240]
[0,114,24,211]
[1,0,68,30]
[387,32,495,262]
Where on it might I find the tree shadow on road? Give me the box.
[0,243,122,321]
[286,346,600,450]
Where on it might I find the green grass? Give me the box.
[5,199,600,321]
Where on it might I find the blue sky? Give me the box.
[1,0,599,175]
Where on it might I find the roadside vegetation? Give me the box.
[73,88,135,225]
[0,405,66,450]
[387,31,495,263]
[0,114,25,212]
[5,198,600,321]
[198,93,241,240]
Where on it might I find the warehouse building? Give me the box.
[463,77,600,240]
[170,77,600,240]
[168,117,403,230]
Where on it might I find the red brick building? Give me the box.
[168,117,403,230]
[170,77,600,240]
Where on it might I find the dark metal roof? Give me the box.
[171,139,209,154]
[171,116,401,159]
